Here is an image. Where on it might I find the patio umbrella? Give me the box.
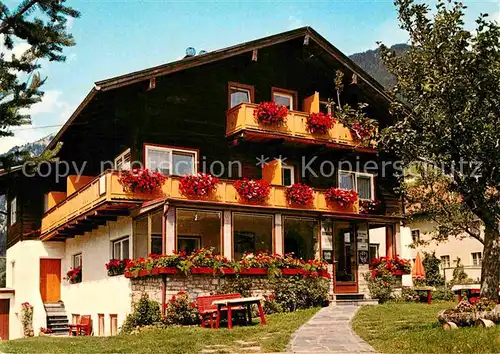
[412,252,426,279]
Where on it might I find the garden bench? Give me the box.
[68,315,92,336]
[197,293,245,328]
[413,286,435,304]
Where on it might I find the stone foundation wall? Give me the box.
[131,274,274,305]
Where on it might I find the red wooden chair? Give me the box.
[69,315,92,336]
[197,293,244,328]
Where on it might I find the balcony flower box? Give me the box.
[190,267,215,275]
[281,268,302,275]
[124,271,135,278]
[239,268,267,275]
[319,270,331,279]
[219,267,236,275]
[138,269,150,277]
[150,267,177,275]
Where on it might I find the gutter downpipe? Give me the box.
[161,202,169,318]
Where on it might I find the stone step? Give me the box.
[334,293,365,300]
[332,299,378,306]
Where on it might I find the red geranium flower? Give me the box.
[253,101,288,125]
[285,183,313,206]
[325,187,358,208]
[118,168,166,193]
[306,112,335,134]
[234,178,270,203]
[179,173,219,198]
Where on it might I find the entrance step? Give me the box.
[332,299,379,306]
[334,293,365,300]
[44,302,69,335]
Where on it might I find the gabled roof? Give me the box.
[47,26,393,150]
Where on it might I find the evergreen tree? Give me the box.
[0,1,80,137]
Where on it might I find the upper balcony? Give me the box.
[41,170,365,240]
[226,95,377,152]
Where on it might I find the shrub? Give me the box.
[261,295,283,314]
[399,287,419,302]
[422,251,444,286]
[448,257,475,286]
[432,286,455,301]
[271,276,329,311]
[163,292,199,325]
[121,293,161,333]
[363,272,394,303]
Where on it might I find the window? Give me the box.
[284,217,318,260]
[282,166,295,186]
[233,213,273,260]
[73,253,82,268]
[440,255,450,268]
[176,209,221,253]
[98,314,104,336]
[112,237,130,260]
[472,252,482,266]
[411,229,420,243]
[338,171,374,200]
[145,145,197,176]
[150,211,162,255]
[151,234,162,255]
[10,197,17,225]
[114,148,131,171]
[272,88,297,110]
[369,244,379,261]
[228,82,253,108]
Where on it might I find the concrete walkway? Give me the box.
[287,305,376,353]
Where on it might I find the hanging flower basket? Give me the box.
[118,168,166,193]
[253,101,288,125]
[325,187,358,208]
[179,173,219,198]
[234,178,271,203]
[285,183,314,206]
[306,112,335,134]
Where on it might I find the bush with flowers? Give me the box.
[253,101,288,125]
[369,255,412,277]
[163,291,199,325]
[285,183,314,206]
[65,266,82,284]
[306,112,335,134]
[21,302,34,337]
[121,293,161,333]
[179,173,219,198]
[360,199,382,214]
[324,187,358,208]
[118,168,166,193]
[106,259,130,276]
[234,178,270,203]
[179,247,233,274]
[363,271,395,303]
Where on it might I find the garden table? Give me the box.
[212,296,267,329]
[413,286,435,304]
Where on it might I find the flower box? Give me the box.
[158,267,177,275]
[107,270,124,277]
[138,269,150,277]
[239,268,267,275]
[219,267,236,275]
[392,270,409,276]
[319,270,331,279]
[124,271,135,278]
[281,268,301,275]
[190,267,215,274]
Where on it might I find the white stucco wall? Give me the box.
[62,216,133,335]
[6,240,65,339]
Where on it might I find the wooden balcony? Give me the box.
[41,171,360,239]
[226,102,376,152]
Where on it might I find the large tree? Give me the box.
[0,0,79,137]
[379,0,500,299]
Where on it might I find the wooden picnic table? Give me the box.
[212,296,267,329]
[413,286,436,304]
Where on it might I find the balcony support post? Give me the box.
[165,206,176,254]
[274,214,283,255]
[223,210,232,260]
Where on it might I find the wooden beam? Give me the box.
[251,49,258,62]
[97,209,130,217]
[303,34,310,45]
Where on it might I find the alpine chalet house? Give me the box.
[0,27,407,339]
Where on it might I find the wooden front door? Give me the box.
[0,299,9,340]
[333,222,359,294]
[40,259,61,303]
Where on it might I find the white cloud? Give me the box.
[66,16,75,30]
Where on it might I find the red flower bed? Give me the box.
[253,101,288,124]
[306,112,335,134]
[234,178,270,203]
[179,173,219,198]
[118,168,166,193]
[369,255,411,277]
[285,183,314,206]
[325,187,358,208]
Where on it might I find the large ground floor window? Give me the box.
[176,209,221,253]
[233,213,273,259]
[284,217,318,260]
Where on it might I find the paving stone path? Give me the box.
[287,305,376,353]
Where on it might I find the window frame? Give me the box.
[228,82,254,109]
[471,252,482,266]
[369,243,379,260]
[411,229,421,243]
[143,144,198,176]
[10,197,17,226]
[114,148,131,171]
[271,87,298,111]
[440,255,450,268]
[282,165,295,186]
[232,212,274,259]
[338,170,375,201]
[72,253,82,268]
[111,236,130,260]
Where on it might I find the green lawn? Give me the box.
[352,302,500,354]
[0,308,318,354]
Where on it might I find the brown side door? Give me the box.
[0,299,9,340]
[40,259,61,303]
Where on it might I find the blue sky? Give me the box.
[1,0,498,152]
